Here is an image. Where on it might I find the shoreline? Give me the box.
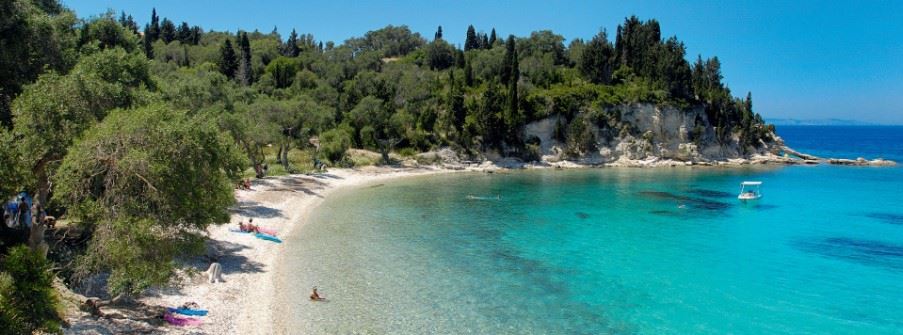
[63,158,895,334]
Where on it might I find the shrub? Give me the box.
[0,246,61,334]
[319,127,353,164]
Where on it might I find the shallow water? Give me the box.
[275,127,903,334]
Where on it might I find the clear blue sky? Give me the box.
[64,0,903,124]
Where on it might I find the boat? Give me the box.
[738,181,762,201]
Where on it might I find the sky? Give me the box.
[63,0,903,124]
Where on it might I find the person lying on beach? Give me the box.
[310,287,324,301]
[238,219,260,233]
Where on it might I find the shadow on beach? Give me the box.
[230,200,285,219]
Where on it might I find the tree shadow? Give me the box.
[230,200,285,218]
[309,173,343,180]
[204,239,266,276]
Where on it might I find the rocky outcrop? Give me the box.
[524,103,779,164]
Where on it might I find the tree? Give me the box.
[147,8,160,41]
[13,48,152,204]
[503,35,522,149]
[434,25,443,40]
[190,25,202,45]
[55,105,246,297]
[464,58,474,86]
[579,30,616,84]
[425,40,455,70]
[464,25,478,51]
[448,72,465,135]
[284,29,300,57]
[489,28,497,47]
[142,24,154,58]
[0,0,78,126]
[177,22,191,43]
[265,56,299,88]
[501,35,518,85]
[160,18,176,43]
[218,38,238,79]
[237,32,253,85]
[0,246,61,333]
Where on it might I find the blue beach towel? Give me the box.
[167,307,209,316]
[255,233,282,243]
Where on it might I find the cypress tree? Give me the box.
[449,71,465,135]
[481,33,489,49]
[464,59,474,86]
[455,49,465,68]
[488,28,497,47]
[148,8,160,41]
[237,32,253,85]
[142,23,154,58]
[284,29,300,57]
[501,35,517,85]
[219,39,238,79]
[434,25,443,40]
[503,35,521,149]
[464,25,478,51]
[190,26,202,45]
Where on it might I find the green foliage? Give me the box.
[345,25,425,58]
[54,105,245,295]
[0,0,78,125]
[218,38,238,79]
[319,126,353,163]
[79,12,139,52]
[580,30,616,84]
[265,56,299,89]
[0,246,61,334]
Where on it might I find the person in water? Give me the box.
[310,287,324,301]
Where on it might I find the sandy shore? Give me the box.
[174,166,457,335]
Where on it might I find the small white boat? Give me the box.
[738,181,762,201]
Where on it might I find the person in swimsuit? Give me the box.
[310,287,324,301]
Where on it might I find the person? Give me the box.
[310,287,324,301]
[15,196,27,228]
[240,218,259,233]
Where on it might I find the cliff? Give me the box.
[524,103,782,165]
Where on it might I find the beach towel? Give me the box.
[257,227,278,236]
[167,307,208,316]
[164,312,203,326]
[255,233,282,243]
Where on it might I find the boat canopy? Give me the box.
[741,181,762,186]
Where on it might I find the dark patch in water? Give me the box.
[749,204,779,210]
[796,237,903,271]
[575,212,590,219]
[865,213,903,225]
[687,189,733,198]
[649,210,681,217]
[638,191,731,211]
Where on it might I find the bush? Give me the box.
[0,246,61,334]
[319,127,353,164]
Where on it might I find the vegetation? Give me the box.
[0,0,774,327]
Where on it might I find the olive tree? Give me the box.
[54,104,246,297]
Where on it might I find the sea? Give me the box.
[275,126,903,334]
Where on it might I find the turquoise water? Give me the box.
[276,127,903,334]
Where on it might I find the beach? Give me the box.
[64,166,458,334]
